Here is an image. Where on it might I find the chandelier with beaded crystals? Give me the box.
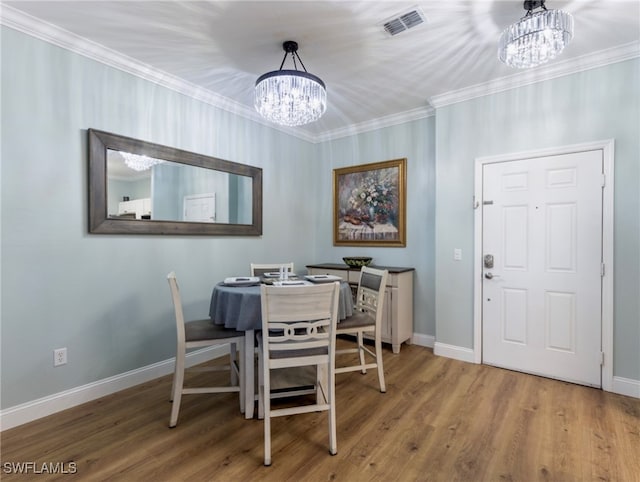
[499,0,574,69]
[121,152,164,172]
[254,40,326,127]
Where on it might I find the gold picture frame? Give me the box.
[333,158,406,247]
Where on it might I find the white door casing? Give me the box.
[473,140,614,391]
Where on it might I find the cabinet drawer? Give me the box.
[307,268,347,281]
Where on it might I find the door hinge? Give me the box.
[601,173,606,188]
[599,351,605,366]
[601,263,605,277]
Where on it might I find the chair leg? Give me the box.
[169,348,186,428]
[237,343,245,414]
[357,332,366,374]
[244,331,256,419]
[257,345,264,420]
[375,336,386,393]
[263,365,271,466]
[328,366,337,456]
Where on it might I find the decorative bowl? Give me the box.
[343,256,373,268]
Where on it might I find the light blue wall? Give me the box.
[1,24,637,411]
[152,162,182,220]
[435,59,640,380]
[315,119,437,338]
[0,27,322,408]
[152,162,232,222]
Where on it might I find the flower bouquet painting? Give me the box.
[333,158,406,247]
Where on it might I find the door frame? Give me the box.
[473,139,615,391]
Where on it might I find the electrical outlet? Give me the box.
[54,348,67,367]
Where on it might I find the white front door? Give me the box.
[481,150,603,387]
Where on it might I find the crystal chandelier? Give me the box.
[254,40,326,127]
[499,0,574,69]
[121,152,164,172]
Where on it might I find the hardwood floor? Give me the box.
[2,342,639,481]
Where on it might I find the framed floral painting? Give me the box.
[333,158,406,247]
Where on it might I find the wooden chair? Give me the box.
[166,272,245,428]
[250,262,294,277]
[335,266,389,392]
[250,262,296,408]
[258,282,340,466]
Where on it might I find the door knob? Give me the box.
[485,272,495,279]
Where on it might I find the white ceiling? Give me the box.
[4,1,640,140]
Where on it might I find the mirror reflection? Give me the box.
[88,129,262,236]
[107,150,253,224]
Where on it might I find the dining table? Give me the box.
[209,279,354,418]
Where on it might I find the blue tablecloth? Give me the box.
[209,281,353,331]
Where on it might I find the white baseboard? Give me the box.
[4,342,636,432]
[433,341,476,363]
[411,333,435,348]
[432,341,640,399]
[612,376,640,399]
[0,346,227,432]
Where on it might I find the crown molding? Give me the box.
[429,41,640,108]
[2,5,637,143]
[314,105,435,143]
[0,4,318,143]
[0,5,246,115]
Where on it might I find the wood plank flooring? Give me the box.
[1,342,639,481]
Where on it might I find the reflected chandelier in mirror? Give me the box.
[88,129,262,235]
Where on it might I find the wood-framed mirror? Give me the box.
[88,129,262,235]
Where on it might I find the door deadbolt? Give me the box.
[483,254,494,269]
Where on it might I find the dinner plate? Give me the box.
[304,275,342,284]
[273,280,310,286]
[223,276,260,286]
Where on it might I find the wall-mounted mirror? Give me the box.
[88,129,262,235]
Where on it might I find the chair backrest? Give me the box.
[260,282,340,366]
[251,262,295,277]
[355,266,389,327]
[167,272,186,346]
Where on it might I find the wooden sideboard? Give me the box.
[306,263,414,353]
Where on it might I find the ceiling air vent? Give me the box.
[381,7,426,37]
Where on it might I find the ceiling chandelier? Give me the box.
[499,0,574,69]
[121,152,164,172]
[254,40,326,127]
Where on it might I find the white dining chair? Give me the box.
[250,262,294,277]
[258,282,340,466]
[167,272,245,428]
[334,266,389,392]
